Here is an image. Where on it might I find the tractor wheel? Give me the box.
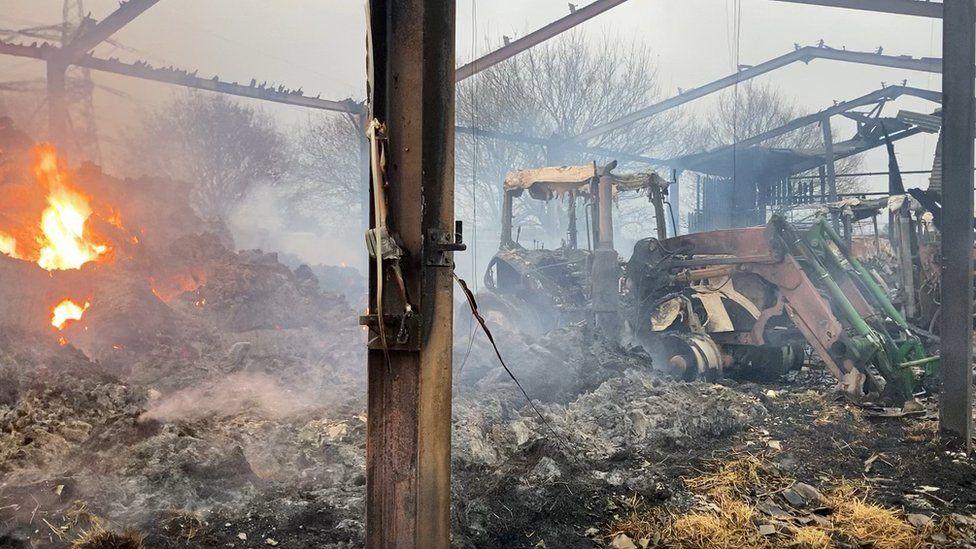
[727,344,803,381]
[650,332,724,382]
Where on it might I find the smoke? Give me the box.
[139,372,319,422]
[227,183,362,268]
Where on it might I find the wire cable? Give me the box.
[454,274,580,462]
[470,0,480,291]
[457,0,480,378]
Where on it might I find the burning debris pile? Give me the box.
[0,121,360,391]
[0,124,368,547]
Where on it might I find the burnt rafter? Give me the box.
[771,0,943,18]
[790,117,928,176]
[673,85,940,172]
[0,38,362,114]
[456,0,628,81]
[574,43,944,143]
[683,118,928,181]
[0,0,360,117]
[56,0,160,64]
[674,85,940,182]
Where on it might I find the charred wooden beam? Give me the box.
[77,53,363,113]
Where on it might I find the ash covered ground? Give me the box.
[4,280,976,548]
[0,126,975,548]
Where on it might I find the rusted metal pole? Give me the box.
[567,192,578,249]
[592,174,620,336]
[597,175,614,250]
[501,190,514,248]
[364,0,457,547]
[939,0,974,448]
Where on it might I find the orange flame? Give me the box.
[51,298,89,330]
[0,231,20,259]
[0,145,111,270]
[34,146,108,270]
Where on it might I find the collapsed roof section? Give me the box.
[673,85,942,182]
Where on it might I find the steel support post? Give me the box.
[670,170,680,235]
[592,174,620,337]
[365,0,457,546]
[895,205,917,319]
[821,117,839,230]
[567,192,578,249]
[939,0,975,448]
[501,190,514,248]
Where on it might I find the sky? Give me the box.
[0,1,946,193]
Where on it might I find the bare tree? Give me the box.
[285,112,362,233]
[692,82,811,148]
[456,32,689,262]
[124,92,287,222]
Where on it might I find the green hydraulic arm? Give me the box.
[812,218,937,374]
[772,215,921,402]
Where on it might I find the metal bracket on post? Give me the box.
[427,221,466,267]
[359,312,421,351]
[361,228,422,350]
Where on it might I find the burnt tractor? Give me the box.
[479,160,935,404]
[624,214,935,403]
[481,162,670,336]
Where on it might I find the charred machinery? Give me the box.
[624,214,935,403]
[481,162,669,335]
